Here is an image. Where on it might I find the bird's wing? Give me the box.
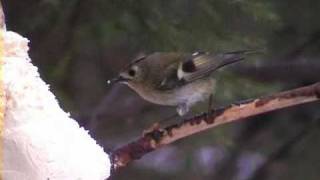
[155,50,258,90]
[157,62,186,91]
[177,50,257,82]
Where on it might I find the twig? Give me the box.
[111,82,320,171]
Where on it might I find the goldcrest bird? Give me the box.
[108,50,257,116]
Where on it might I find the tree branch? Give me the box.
[111,82,320,170]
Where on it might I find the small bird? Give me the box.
[108,50,257,116]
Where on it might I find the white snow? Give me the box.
[2,31,111,180]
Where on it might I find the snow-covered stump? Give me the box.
[1,30,110,179]
[0,24,4,179]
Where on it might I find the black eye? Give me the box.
[128,69,136,76]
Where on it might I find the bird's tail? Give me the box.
[223,48,265,56]
[179,49,263,82]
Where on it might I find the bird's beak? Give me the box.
[107,75,129,86]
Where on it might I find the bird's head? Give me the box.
[107,55,147,86]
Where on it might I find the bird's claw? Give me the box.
[142,122,161,136]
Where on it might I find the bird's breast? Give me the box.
[127,78,216,107]
[127,82,179,106]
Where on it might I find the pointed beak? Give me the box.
[107,76,129,86]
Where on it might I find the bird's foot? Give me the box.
[205,94,214,120]
[142,122,161,137]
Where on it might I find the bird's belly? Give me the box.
[130,78,216,107]
[138,90,181,106]
[175,78,216,106]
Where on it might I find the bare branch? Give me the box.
[111,82,320,170]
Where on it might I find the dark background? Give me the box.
[3,0,320,179]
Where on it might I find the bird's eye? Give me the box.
[128,69,136,77]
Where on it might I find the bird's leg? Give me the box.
[207,94,213,118]
[177,103,189,116]
[143,122,161,136]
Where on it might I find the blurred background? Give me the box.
[3,0,320,179]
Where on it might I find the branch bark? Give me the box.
[111,82,320,170]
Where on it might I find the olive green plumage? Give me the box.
[109,50,257,116]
